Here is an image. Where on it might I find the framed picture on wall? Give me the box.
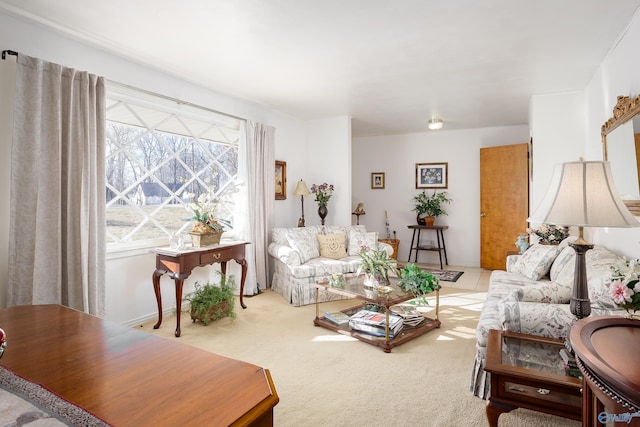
[275,160,286,200]
[371,172,385,189]
[416,162,448,189]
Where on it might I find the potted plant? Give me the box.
[412,190,452,226]
[356,248,398,290]
[184,272,237,325]
[182,180,242,246]
[397,263,440,305]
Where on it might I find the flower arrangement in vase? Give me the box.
[607,258,640,318]
[526,223,569,245]
[183,178,242,246]
[310,182,334,225]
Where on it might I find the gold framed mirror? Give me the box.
[602,95,640,216]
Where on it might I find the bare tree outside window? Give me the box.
[105,93,240,251]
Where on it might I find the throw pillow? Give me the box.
[512,244,560,281]
[317,234,347,260]
[348,230,379,256]
[286,228,320,264]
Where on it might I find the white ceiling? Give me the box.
[2,0,640,137]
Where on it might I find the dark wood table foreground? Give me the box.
[0,304,278,426]
[570,316,640,427]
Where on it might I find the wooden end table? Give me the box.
[151,241,249,337]
[407,225,448,269]
[484,329,582,426]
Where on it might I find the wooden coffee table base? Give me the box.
[314,303,440,353]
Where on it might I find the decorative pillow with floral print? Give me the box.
[512,244,561,281]
[286,228,320,263]
[348,230,379,255]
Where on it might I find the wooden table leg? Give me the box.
[238,259,248,309]
[486,400,515,427]
[152,269,164,330]
[174,278,184,337]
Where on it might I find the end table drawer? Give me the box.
[503,380,581,409]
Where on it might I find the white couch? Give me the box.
[268,225,393,306]
[470,237,627,399]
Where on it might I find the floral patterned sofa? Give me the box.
[470,237,627,399]
[268,225,393,306]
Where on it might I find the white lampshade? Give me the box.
[528,161,638,227]
[294,180,311,197]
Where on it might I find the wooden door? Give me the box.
[480,143,529,270]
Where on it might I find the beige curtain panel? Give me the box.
[8,54,106,316]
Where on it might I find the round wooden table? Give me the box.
[569,316,640,426]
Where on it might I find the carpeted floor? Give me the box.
[139,288,580,427]
[0,366,110,426]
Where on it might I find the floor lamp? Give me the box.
[294,180,311,227]
[527,161,638,319]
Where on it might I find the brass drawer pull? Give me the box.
[508,386,525,393]
[537,388,550,395]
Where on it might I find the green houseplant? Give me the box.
[356,248,398,287]
[412,190,452,226]
[397,263,440,305]
[184,272,236,325]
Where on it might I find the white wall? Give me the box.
[528,91,586,212]
[353,125,529,267]
[583,10,640,257]
[0,11,334,325]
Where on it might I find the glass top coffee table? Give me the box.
[484,329,582,426]
[313,275,440,353]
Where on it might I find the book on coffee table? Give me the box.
[348,310,404,338]
[324,311,350,325]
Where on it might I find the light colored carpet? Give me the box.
[139,288,580,427]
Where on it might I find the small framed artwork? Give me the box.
[275,160,286,200]
[416,162,448,189]
[371,172,385,189]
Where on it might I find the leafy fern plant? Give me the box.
[398,263,440,305]
[356,248,398,283]
[184,272,236,325]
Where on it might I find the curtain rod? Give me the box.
[2,50,18,60]
[106,79,246,123]
[0,50,245,123]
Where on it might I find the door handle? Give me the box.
[480,212,486,217]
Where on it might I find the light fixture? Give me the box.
[428,117,443,130]
[294,179,311,227]
[528,161,638,318]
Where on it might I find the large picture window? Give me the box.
[105,88,241,251]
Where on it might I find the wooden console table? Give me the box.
[152,241,250,337]
[407,225,448,269]
[570,316,640,427]
[0,304,278,426]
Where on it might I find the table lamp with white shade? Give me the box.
[527,161,639,319]
[294,180,311,227]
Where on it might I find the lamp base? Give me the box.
[569,239,594,319]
